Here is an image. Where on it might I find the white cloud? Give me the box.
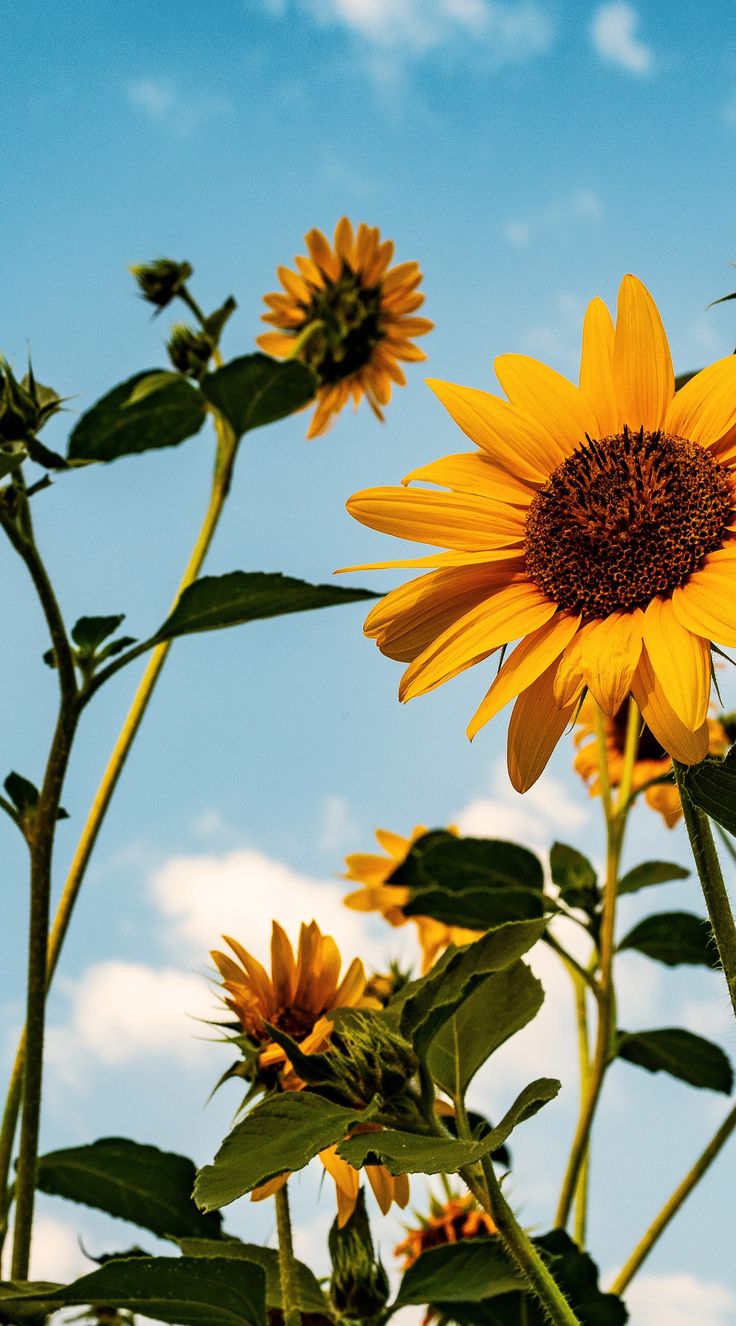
[503,187,603,249]
[589,3,652,76]
[454,760,589,852]
[623,1272,736,1326]
[125,78,232,133]
[25,1213,90,1283]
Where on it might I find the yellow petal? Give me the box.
[320,1146,360,1198]
[334,216,355,268]
[337,548,526,573]
[332,956,367,1008]
[344,851,395,884]
[270,921,297,1008]
[665,354,736,449]
[643,596,711,730]
[578,610,644,717]
[467,612,580,740]
[256,332,294,357]
[223,936,274,1014]
[507,661,578,792]
[374,827,414,857]
[612,275,674,431]
[426,379,559,481]
[671,546,736,645]
[553,623,595,708]
[305,228,340,282]
[579,297,621,435]
[346,486,526,551]
[494,354,600,455]
[382,261,419,294]
[277,265,311,303]
[366,1164,393,1214]
[631,647,709,764]
[400,583,557,702]
[402,453,535,505]
[250,1173,289,1202]
[393,1172,410,1209]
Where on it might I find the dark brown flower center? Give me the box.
[273,1004,320,1040]
[611,702,665,761]
[524,427,733,616]
[299,266,383,386]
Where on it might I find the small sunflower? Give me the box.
[344,826,480,972]
[395,1192,498,1269]
[344,275,736,791]
[257,217,432,437]
[212,920,408,1225]
[573,695,728,827]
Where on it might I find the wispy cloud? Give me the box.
[622,1274,736,1326]
[125,78,232,134]
[589,3,653,76]
[503,187,603,249]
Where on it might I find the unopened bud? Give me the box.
[330,1010,417,1107]
[129,258,192,309]
[167,323,214,380]
[329,1188,390,1322]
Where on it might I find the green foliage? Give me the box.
[394,1239,523,1308]
[68,370,206,463]
[617,861,690,895]
[154,571,378,641]
[199,354,316,439]
[617,1028,733,1093]
[193,1093,377,1212]
[400,919,548,1056]
[550,843,599,914]
[427,961,544,1097]
[0,1257,267,1326]
[3,772,68,826]
[683,750,736,835]
[337,1079,560,1175]
[265,1008,418,1108]
[618,912,718,968]
[395,836,546,933]
[329,1189,389,1321]
[177,1239,328,1315]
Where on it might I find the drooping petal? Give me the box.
[402,453,535,505]
[466,612,580,740]
[337,548,526,573]
[665,354,736,450]
[507,661,578,792]
[426,379,560,481]
[643,596,711,730]
[578,610,644,717]
[612,275,674,431]
[223,936,274,1015]
[494,354,600,455]
[346,487,526,551]
[366,1165,394,1214]
[250,1173,289,1202]
[579,297,621,435]
[631,647,709,764]
[671,546,736,645]
[399,583,557,702]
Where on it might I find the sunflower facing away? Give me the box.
[343,825,480,972]
[573,695,728,828]
[344,275,736,791]
[211,920,408,1224]
[257,217,432,437]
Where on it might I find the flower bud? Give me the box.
[167,323,214,380]
[129,258,192,309]
[329,1188,390,1323]
[329,1010,417,1108]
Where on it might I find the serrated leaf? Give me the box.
[617,1028,733,1093]
[550,842,599,913]
[427,960,544,1096]
[337,1078,560,1175]
[618,911,718,968]
[0,1257,267,1326]
[683,754,736,835]
[177,1239,327,1314]
[71,614,126,653]
[397,836,544,905]
[154,571,378,642]
[400,919,547,1056]
[36,1138,223,1240]
[618,861,690,895]
[200,354,316,439]
[394,1240,522,1307]
[68,370,206,463]
[194,1093,377,1212]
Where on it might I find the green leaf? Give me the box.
[684,753,736,835]
[617,1028,733,1093]
[154,571,378,642]
[337,1078,560,1175]
[397,837,545,923]
[618,861,690,895]
[36,1138,223,1241]
[618,912,718,968]
[0,1257,267,1326]
[394,1240,523,1307]
[549,843,599,913]
[200,354,316,439]
[177,1240,327,1314]
[400,919,548,1056]
[427,960,544,1096]
[71,614,126,653]
[194,1093,376,1212]
[0,1280,61,1324]
[4,772,40,814]
[68,370,206,463]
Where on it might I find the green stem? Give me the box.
[609,1102,736,1295]
[274,1182,301,1326]
[673,761,736,1021]
[571,973,591,1249]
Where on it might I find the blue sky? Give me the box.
[2,2,736,1322]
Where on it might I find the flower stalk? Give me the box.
[274,1182,301,1326]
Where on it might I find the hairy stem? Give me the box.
[571,972,591,1248]
[673,762,736,1021]
[274,1182,301,1326]
[610,1102,736,1294]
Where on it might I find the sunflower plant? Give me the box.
[1,236,736,1326]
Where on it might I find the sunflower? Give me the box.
[344,825,481,972]
[211,920,408,1225]
[395,1192,498,1268]
[257,217,432,437]
[573,695,729,827]
[343,275,736,791]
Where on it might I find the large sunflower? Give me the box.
[211,920,408,1224]
[344,275,736,791]
[344,825,480,972]
[257,217,432,437]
